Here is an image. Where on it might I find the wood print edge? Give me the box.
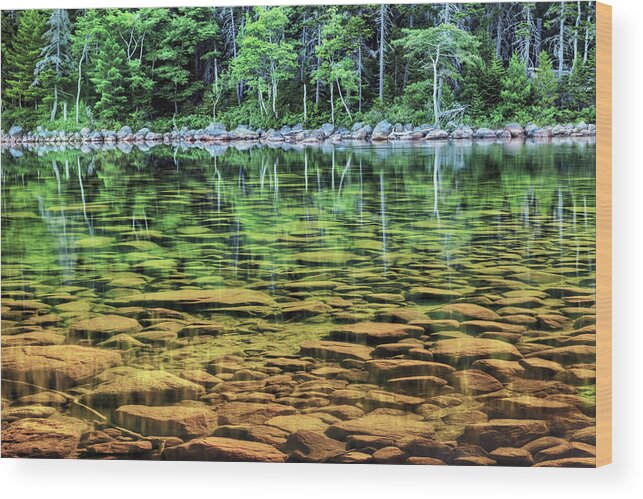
[596,0,612,468]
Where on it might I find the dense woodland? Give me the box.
[1,2,596,132]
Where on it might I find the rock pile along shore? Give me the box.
[2,120,596,147]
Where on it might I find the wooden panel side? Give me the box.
[596,1,612,468]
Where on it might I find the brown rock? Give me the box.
[429,338,523,366]
[164,437,287,462]
[327,411,436,441]
[365,359,455,381]
[70,314,142,338]
[489,447,534,466]
[450,369,503,395]
[299,341,373,361]
[471,359,525,382]
[534,442,596,463]
[217,401,297,425]
[280,430,346,462]
[372,446,407,464]
[526,345,596,364]
[213,424,289,446]
[114,405,217,437]
[433,303,500,321]
[520,357,565,379]
[385,376,448,396]
[459,419,549,450]
[2,345,121,391]
[330,322,424,345]
[83,368,204,407]
[2,417,87,458]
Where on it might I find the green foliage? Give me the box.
[3,10,47,108]
[395,23,479,124]
[533,51,558,109]
[501,54,531,121]
[1,4,597,132]
[229,7,297,120]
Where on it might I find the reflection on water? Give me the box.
[1,140,598,464]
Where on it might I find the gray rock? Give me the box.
[8,125,23,137]
[504,123,524,137]
[474,127,497,139]
[80,127,91,137]
[525,124,539,137]
[320,123,335,137]
[425,129,449,140]
[117,126,133,138]
[372,120,393,140]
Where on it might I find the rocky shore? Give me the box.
[2,120,596,148]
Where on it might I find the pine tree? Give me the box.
[533,51,558,109]
[90,35,129,125]
[35,9,73,121]
[480,55,505,111]
[501,53,531,121]
[3,11,47,109]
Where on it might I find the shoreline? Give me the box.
[2,120,596,150]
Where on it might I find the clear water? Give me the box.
[1,139,597,462]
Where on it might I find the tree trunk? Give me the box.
[229,8,242,106]
[432,55,439,125]
[336,80,351,120]
[51,84,58,121]
[558,7,566,77]
[535,18,543,66]
[76,45,86,125]
[315,24,321,106]
[330,82,334,125]
[357,44,363,112]
[303,83,307,124]
[378,4,386,101]
[573,0,581,68]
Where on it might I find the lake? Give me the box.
[1,139,598,462]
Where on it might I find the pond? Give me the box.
[1,139,598,463]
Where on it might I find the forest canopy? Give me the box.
[0,2,596,131]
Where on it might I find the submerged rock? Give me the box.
[2,416,88,458]
[115,404,217,437]
[164,436,287,462]
[83,367,204,407]
[2,345,122,391]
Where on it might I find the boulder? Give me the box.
[116,126,132,139]
[429,338,523,367]
[371,120,393,140]
[432,303,500,321]
[299,340,373,362]
[330,321,424,345]
[319,123,335,137]
[114,404,218,437]
[69,314,143,339]
[280,430,346,462]
[504,123,524,137]
[327,411,436,441]
[2,345,121,391]
[450,369,504,395]
[83,367,204,408]
[2,417,88,458]
[365,359,455,381]
[474,127,497,139]
[8,125,23,137]
[164,436,287,462]
[217,401,297,426]
[425,128,449,140]
[459,419,549,450]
